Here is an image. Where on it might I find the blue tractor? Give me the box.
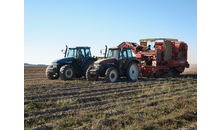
[46,45,96,80]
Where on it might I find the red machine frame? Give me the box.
[118,38,190,77]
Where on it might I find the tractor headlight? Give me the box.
[94,63,101,69]
[52,62,59,67]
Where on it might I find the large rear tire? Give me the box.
[105,67,118,82]
[126,62,139,81]
[59,65,75,80]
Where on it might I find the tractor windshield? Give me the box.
[107,49,119,59]
[67,48,77,58]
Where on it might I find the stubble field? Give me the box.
[24,65,197,130]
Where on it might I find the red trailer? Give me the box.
[118,38,190,77]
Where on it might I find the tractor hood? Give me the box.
[53,57,75,63]
[95,58,116,65]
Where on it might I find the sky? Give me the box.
[24,0,197,64]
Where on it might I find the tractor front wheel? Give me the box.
[105,67,118,82]
[46,72,59,80]
[86,66,99,81]
[59,65,75,80]
[45,65,59,80]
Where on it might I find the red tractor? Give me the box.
[119,38,190,77]
[86,45,139,82]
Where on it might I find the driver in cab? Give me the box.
[76,49,84,66]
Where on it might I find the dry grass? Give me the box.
[24,65,197,130]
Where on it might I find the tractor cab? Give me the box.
[107,47,134,69]
[64,47,91,58]
[107,47,133,60]
[61,46,92,67]
[68,47,91,65]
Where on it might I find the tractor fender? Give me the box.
[124,59,139,70]
[61,63,77,70]
[53,57,75,64]
[105,63,118,70]
[81,57,96,68]
[57,62,79,75]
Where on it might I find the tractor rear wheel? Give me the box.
[82,60,95,78]
[59,65,75,80]
[105,67,118,82]
[126,62,139,81]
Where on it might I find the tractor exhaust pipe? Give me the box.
[104,45,107,58]
[64,45,68,58]
[61,45,68,58]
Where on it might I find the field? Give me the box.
[24,65,197,130]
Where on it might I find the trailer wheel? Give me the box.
[59,65,75,80]
[126,62,139,81]
[105,67,118,82]
[86,66,99,81]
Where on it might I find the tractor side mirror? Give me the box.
[99,45,107,58]
[61,49,65,54]
[100,50,105,56]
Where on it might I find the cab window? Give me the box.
[85,48,91,57]
[127,49,133,58]
[108,49,119,59]
[120,49,127,59]
[76,49,85,57]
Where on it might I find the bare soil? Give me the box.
[24,65,197,130]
